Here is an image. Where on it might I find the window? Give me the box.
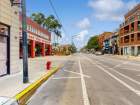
[129,16,135,23]
[138,21,140,31]
[121,37,123,43]
[131,34,134,42]
[137,33,140,41]
[124,35,129,43]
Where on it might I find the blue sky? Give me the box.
[26,0,139,49]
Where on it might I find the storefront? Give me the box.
[19,16,51,58]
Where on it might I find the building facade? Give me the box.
[98,32,113,50]
[0,0,20,76]
[119,4,140,56]
[104,32,119,54]
[19,16,51,58]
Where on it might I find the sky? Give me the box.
[26,0,140,49]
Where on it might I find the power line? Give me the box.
[48,0,68,36]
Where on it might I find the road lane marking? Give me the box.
[104,67,140,85]
[52,77,81,79]
[85,57,140,96]
[79,60,90,105]
[63,69,91,78]
[88,55,140,85]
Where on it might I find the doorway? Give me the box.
[0,23,10,76]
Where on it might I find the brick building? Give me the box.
[98,32,113,49]
[104,32,119,54]
[0,0,20,76]
[119,4,140,56]
[19,16,51,58]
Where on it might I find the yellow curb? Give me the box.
[14,65,63,105]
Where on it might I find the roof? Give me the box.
[125,3,140,18]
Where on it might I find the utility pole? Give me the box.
[21,0,29,83]
[10,0,29,83]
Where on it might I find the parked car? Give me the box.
[95,51,104,55]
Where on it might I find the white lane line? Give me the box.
[85,57,140,96]
[106,67,140,85]
[63,69,91,78]
[90,56,140,85]
[79,60,90,105]
[52,77,81,80]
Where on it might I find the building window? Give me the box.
[131,23,134,32]
[138,21,140,31]
[129,16,135,23]
[131,34,134,42]
[121,37,123,43]
[124,35,129,43]
[137,33,140,41]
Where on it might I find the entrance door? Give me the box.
[0,24,9,76]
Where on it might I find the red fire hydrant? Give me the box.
[46,61,51,70]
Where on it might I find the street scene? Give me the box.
[0,0,140,105]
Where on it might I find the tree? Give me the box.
[31,13,62,46]
[86,36,99,50]
[31,13,45,25]
[43,15,62,31]
[70,43,77,53]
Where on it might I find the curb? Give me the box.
[6,65,63,105]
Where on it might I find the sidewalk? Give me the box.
[103,54,140,62]
[0,56,70,98]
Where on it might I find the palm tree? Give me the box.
[43,15,62,46]
[31,13,45,25]
[54,30,62,45]
[31,13,62,46]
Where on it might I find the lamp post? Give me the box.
[10,0,29,83]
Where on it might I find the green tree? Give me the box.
[31,13,45,25]
[70,43,77,53]
[86,36,99,50]
[43,15,62,31]
[31,13,62,46]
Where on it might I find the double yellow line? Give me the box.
[14,66,62,105]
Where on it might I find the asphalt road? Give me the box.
[28,53,140,105]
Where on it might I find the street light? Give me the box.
[10,0,29,83]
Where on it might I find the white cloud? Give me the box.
[88,0,138,21]
[76,18,91,29]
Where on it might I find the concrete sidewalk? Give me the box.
[103,54,140,62]
[0,56,70,98]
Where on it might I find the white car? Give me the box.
[95,51,102,55]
